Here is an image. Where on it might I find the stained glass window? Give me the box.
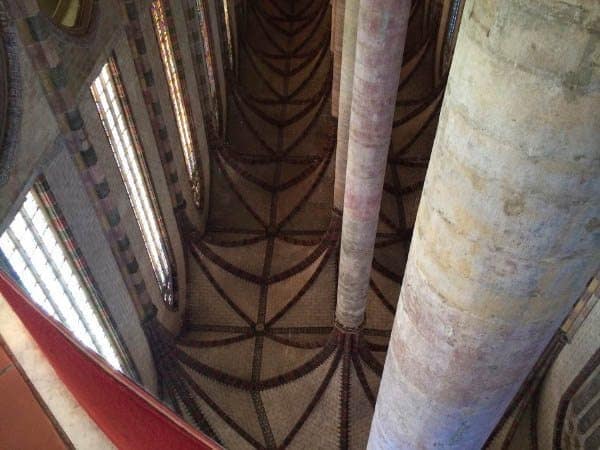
[0,185,125,371]
[222,0,234,69]
[91,58,174,307]
[195,0,219,131]
[151,0,197,181]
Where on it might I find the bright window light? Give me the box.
[195,0,219,128]
[151,0,197,181]
[0,190,123,371]
[222,0,234,68]
[91,59,173,306]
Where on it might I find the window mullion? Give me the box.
[19,205,103,354]
[152,0,197,180]
[92,58,173,307]
[5,227,66,324]
[94,83,161,268]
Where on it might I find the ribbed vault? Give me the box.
[147,0,446,448]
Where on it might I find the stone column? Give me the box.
[335,0,411,329]
[332,0,359,211]
[331,0,345,117]
[368,0,600,448]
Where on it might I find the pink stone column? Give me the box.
[368,0,600,447]
[332,0,359,211]
[331,0,345,118]
[335,0,410,329]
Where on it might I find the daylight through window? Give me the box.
[0,187,124,370]
[151,0,197,181]
[91,59,174,306]
[222,0,234,69]
[196,0,219,130]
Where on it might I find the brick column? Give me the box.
[335,0,410,329]
[332,0,359,211]
[368,0,600,447]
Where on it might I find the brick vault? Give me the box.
[146,0,446,447]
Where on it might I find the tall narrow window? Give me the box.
[0,181,127,371]
[151,0,196,181]
[91,59,175,307]
[222,0,234,69]
[195,0,219,131]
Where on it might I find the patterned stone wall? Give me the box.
[49,0,123,99]
[85,30,188,332]
[0,0,220,390]
[42,145,158,391]
[136,0,210,227]
[0,2,21,190]
[0,11,58,227]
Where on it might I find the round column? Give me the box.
[368,0,600,447]
[335,0,411,328]
[332,0,359,211]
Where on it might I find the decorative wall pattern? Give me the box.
[9,0,157,325]
[0,1,21,187]
[33,176,138,376]
[150,0,205,210]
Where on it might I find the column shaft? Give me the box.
[335,0,411,328]
[333,0,359,211]
[368,0,600,447]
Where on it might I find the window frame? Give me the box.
[0,177,135,375]
[220,0,235,71]
[90,56,177,309]
[151,0,203,208]
[195,0,221,136]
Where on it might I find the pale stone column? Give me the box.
[331,0,345,117]
[368,0,600,448]
[332,0,359,211]
[335,0,411,329]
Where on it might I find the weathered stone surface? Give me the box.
[368,0,600,448]
[336,0,411,328]
[333,0,359,210]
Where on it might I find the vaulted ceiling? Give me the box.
[148,0,445,447]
